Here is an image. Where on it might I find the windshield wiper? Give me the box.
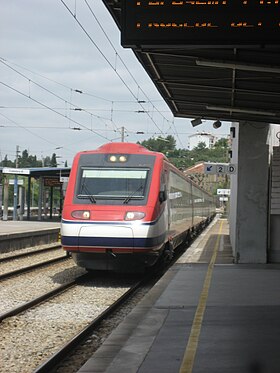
[79,181,96,204]
[78,194,96,204]
[123,185,144,204]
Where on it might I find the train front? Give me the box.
[61,144,167,272]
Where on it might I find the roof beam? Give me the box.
[196,60,280,74]
[158,80,280,98]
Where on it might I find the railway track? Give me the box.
[33,274,154,373]
[0,245,69,281]
[0,271,146,373]
[0,244,62,263]
[0,274,85,322]
[0,253,85,317]
[0,224,203,373]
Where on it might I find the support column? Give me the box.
[50,187,54,219]
[230,121,269,263]
[27,176,31,220]
[3,176,9,221]
[38,177,43,221]
[13,175,18,221]
[269,146,280,262]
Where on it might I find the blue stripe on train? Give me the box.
[61,234,166,248]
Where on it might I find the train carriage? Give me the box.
[61,142,215,272]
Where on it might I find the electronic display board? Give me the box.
[121,1,280,47]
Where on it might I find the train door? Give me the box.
[161,164,170,231]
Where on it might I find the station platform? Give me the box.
[0,220,60,253]
[77,218,280,373]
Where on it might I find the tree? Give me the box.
[138,135,176,153]
[194,141,207,151]
[0,150,63,168]
[214,138,228,149]
[43,156,51,167]
[17,149,42,168]
[50,153,57,167]
[1,155,14,167]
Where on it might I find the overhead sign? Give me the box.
[228,164,237,174]
[2,167,30,175]
[60,176,69,183]
[9,179,24,186]
[122,1,280,47]
[44,178,61,187]
[219,196,229,202]
[204,163,237,175]
[217,188,231,196]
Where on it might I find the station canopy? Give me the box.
[102,0,280,125]
[0,167,70,179]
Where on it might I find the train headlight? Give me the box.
[108,154,128,162]
[119,155,127,162]
[124,211,146,221]
[71,210,90,220]
[109,155,117,162]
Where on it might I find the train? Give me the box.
[61,142,216,272]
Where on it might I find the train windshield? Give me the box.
[78,168,149,201]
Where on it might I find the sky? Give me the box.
[0,0,231,167]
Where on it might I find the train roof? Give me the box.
[77,142,168,159]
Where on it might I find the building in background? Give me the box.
[184,162,229,196]
[188,132,217,150]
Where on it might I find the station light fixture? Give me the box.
[213,120,222,129]
[191,117,202,127]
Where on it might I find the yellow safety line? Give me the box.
[179,220,224,373]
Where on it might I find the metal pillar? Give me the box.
[3,176,9,221]
[50,187,54,219]
[13,175,18,221]
[27,176,31,220]
[38,177,43,221]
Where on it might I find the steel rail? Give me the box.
[0,244,62,263]
[0,255,69,281]
[0,279,78,323]
[33,273,158,373]
[0,217,213,372]
[33,219,213,372]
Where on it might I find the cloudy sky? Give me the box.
[0,0,230,166]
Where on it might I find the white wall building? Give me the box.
[188,132,217,150]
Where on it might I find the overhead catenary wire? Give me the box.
[59,0,168,138]
[0,57,163,104]
[0,59,120,134]
[82,0,181,144]
[0,122,228,136]
[0,0,196,151]
[0,81,111,143]
[0,57,171,142]
[0,56,178,144]
[0,112,63,148]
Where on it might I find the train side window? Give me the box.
[159,171,167,203]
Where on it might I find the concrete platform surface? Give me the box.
[0,220,61,253]
[0,220,60,235]
[77,218,280,373]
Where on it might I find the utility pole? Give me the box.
[121,126,125,142]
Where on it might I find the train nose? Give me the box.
[78,225,134,250]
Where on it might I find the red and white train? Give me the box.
[61,142,215,272]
